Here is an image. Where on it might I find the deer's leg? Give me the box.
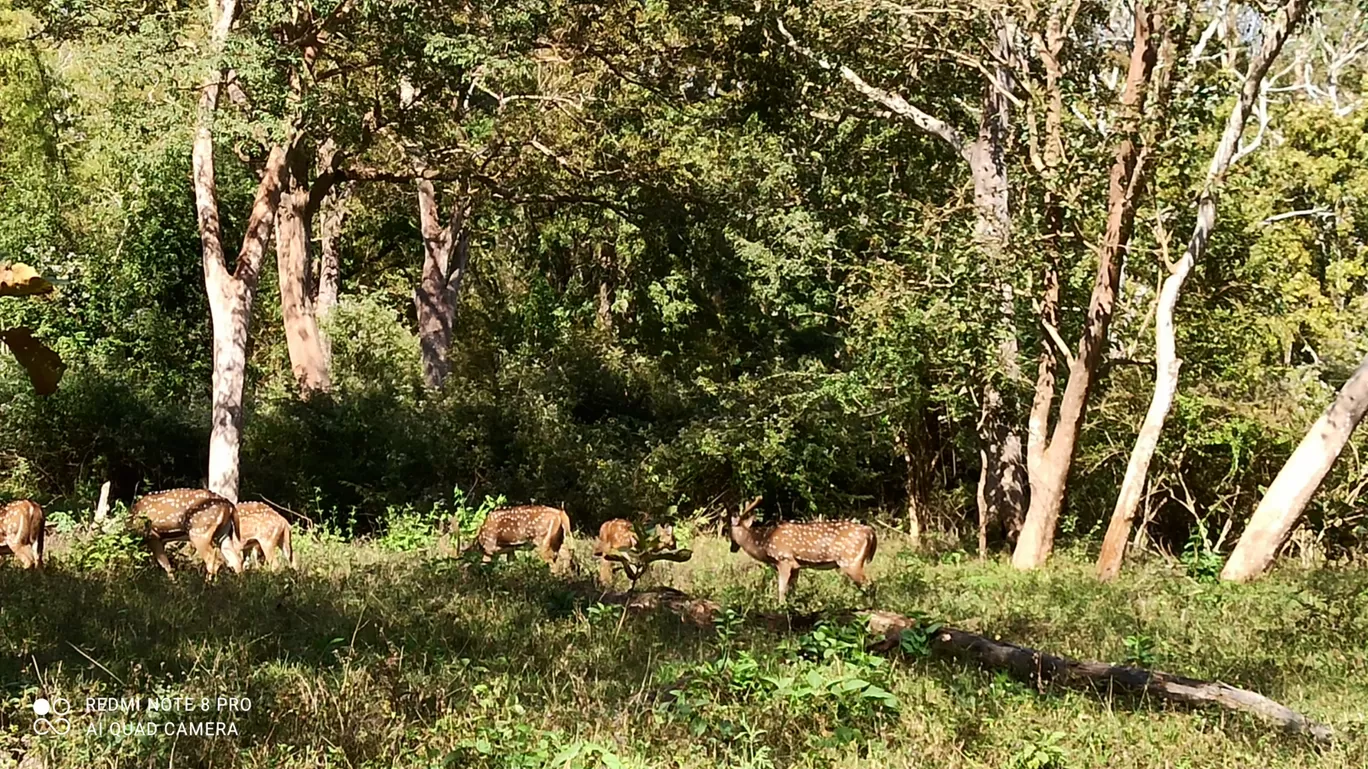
[537,541,556,565]
[840,560,867,586]
[148,537,175,576]
[598,557,614,587]
[259,538,281,570]
[12,542,36,569]
[777,560,798,602]
[190,531,221,578]
[219,535,244,575]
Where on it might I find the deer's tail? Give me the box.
[34,504,45,570]
[864,527,878,565]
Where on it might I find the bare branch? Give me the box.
[1231,82,1269,164]
[776,18,968,158]
[1260,207,1333,225]
[1041,317,1077,367]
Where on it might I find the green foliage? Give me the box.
[58,502,144,571]
[1180,517,1226,584]
[1122,634,1157,668]
[1010,731,1068,769]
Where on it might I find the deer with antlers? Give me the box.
[235,501,296,570]
[593,518,674,586]
[0,500,45,569]
[728,496,877,602]
[128,488,243,577]
[469,504,573,571]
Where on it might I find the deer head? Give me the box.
[728,496,763,553]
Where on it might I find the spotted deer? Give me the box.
[128,488,243,577]
[593,519,674,586]
[728,496,877,602]
[0,500,45,569]
[471,505,573,569]
[235,502,296,570]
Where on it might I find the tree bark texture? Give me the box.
[276,172,331,394]
[968,13,1028,550]
[1013,1,1166,570]
[414,179,471,390]
[1221,352,1368,582]
[193,0,290,503]
[1098,0,1312,580]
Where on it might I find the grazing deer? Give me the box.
[728,496,877,602]
[471,505,573,569]
[593,519,674,586]
[128,488,243,577]
[235,502,296,570]
[0,500,45,569]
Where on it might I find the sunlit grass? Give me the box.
[0,528,1363,768]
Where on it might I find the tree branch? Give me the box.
[776,18,968,158]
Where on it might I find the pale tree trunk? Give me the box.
[1221,352,1368,582]
[971,13,1028,553]
[275,174,331,394]
[1097,0,1311,580]
[896,429,922,547]
[193,0,291,503]
[1012,1,1169,570]
[414,178,471,390]
[315,183,348,365]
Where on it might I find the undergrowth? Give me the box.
[0,531,1363,768]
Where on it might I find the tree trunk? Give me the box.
[315,184,346,364]
[896,429,922,547]
[276,178,331,394]
[193,0,290,503]
[414,178,471,390]
[971,12,1028,550]
[1099,0,1311,580]
[1013,1,1167,570]
[1221,352,1368,582]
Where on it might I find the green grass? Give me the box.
[0,528,1364,768]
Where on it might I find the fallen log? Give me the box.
[588,587,1334,743]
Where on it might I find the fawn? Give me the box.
[0,500,45,569]
[593,518,674,586]
[470,505,573,570]
[235,501,296,570]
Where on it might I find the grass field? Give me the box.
[0,523,1365,768]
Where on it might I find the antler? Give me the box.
[740,495,763,517]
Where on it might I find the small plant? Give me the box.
[61,505,143,571]
[896,612,942,659]
[939,550,966,565]
[1010,730,1067,769]
[46,510,79,534]
[377,504,444,553]
[1181,518,1225,583]
[444,489,507,553]
[1122,633,1157,667]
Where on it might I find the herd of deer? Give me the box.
[0,491,877,601]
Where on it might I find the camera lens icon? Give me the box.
[31,697,71,735]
